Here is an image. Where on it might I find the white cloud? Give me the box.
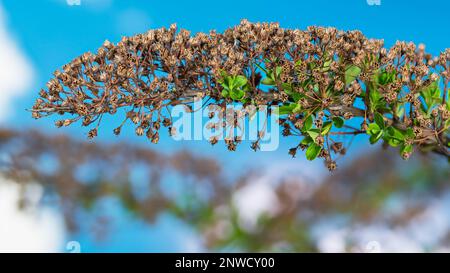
[314,197,450,253]
[233,181,280,232]
[351,225,423,253]
[0,177,65,252]
[0,6,34,122]
[0,5,63,252]
[231,160,321,232]
[406,201,450,247]
[317,228,348,253]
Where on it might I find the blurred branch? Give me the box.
[0,127,449,251]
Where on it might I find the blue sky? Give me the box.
[1,0,450,252]
[5,0,450,129]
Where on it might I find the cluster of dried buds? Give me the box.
[31,20,450,170]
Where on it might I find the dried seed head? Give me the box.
[326,160,337,171]
[288,147,297,157]
[135,126,144,136]
[315,135,324,146]
[88,128,98,139]
[343,112,354,120]
[251,141,260,151]
[63,119,72,127]
[209,136,219,146]
[55,120,64,128]
[113,127,121,135]
[131,115,140,124]
[151,132,159,144]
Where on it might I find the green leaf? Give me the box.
[261,77,275,86]
[275,103,297,115]
[282,84,303,102]
[303,115,313,132]
[224,76,234,89]
[401,144,413,154]
[379,72,387,85]
[221,88,229,98]
[220,81,229,90]
[305,143,322,161]
[367,123,384,144]
[292,103,302,113]
[367,123,381,136]
[395,104,405,119]
[230,89,245,101]
[369,87,383,110]
[321,121,333,135]
[369,131,383,144]
[219,70,228,78]
[307,129,320,142]
[275,66,282,78]
[345,65,361,85]
[301,136,313,145]
[420,80,442,111]
[386,126,405,140]
[405,128,415,139]
[384,126,405,147]
[374,112,385,129]
[332,117,344,128]
[387,138,402,147]
[234,75,248,88]
[282,83,293,92]
[377,70,396,85]
[322,59,332,72]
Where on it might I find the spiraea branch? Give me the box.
[30,20,450,170]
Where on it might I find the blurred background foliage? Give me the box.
[0,127,448,252]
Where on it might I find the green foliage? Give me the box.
[367,112,386,144]
[368,85,385,111]
[306,129,320,142]
[332,117,344,128]
[376,69,396,86]
[321,121,333,135]
[383,126,405,147]
[275,103,299,115]
[306,142,322,161]
[302,115,313,132]
[345,65,361,85]
[374,112,385,130]
[420,81,442,114]
[256,62,282,86]
[368,123,383,144]
[366,111,416,158]
[218,72,249,102]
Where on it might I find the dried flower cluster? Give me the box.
[31,20,450,169]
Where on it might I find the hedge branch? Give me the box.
[30,20,450,170]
